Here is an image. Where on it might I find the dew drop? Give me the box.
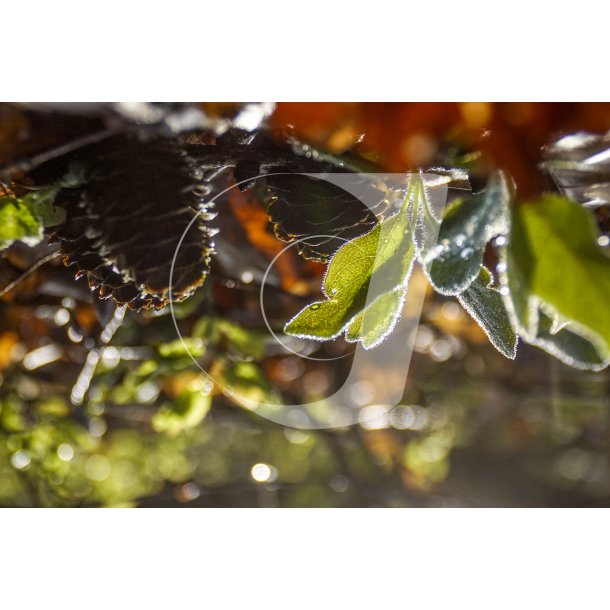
[460,247,474,259]
[435,240,449,254]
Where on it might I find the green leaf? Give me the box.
[457,267,518,359]
[423,171,511,296]
[30,189,66,227]
[533,311,609,371]
[220,362,282,410]
[152,386,211,436]
[193,316,266,359]
[0,189,65,250]
[285,183,416,347]
[158,338,205,360]
[345,286,406,348]
[0,197,42,248]
[502,194,610,366]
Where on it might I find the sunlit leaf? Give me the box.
[0,196,42,248]
[285,186,415,346]
[423,171,511,295]
[345,286,407,348]
[502,194,610,367]
[457,267,517,359]
[0,189,65,250]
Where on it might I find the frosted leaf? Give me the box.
[534,311,609,371]
[285,186,416,348]
[423,171,511,296]
[457,267,518,359]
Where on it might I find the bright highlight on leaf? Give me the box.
[284,172,520,357]
[284,177,418,348]
[345,286,407,349]
[0,197,41,248]
[0,189,65,249]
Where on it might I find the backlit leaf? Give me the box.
[0,189,65,250]
[285,185,415,346]
[501,194,610,368]
[345,286,406,349]
[0,196,42,248]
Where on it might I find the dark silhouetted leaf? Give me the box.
[35,135,217,311]
[265,172,386,262]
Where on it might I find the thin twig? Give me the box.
[0,126,123,180]
[0,250,61,298]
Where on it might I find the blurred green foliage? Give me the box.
[0,190,65,249]
[1,282,609,507]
